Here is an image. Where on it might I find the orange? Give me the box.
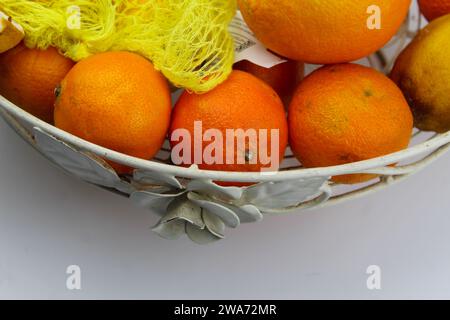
[169,70,288,185]
[288,64,413,184]
[238,0,411,64]
[234,60,304,106]
[54,51,171,174]
[0,43,74,123]
[419,0,450,21]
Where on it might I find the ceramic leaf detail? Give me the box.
[242,177,331,210]
[187,192,241,228]
[33,127,133,194]
[133,169,182,189]
[129,178,263,243]
[216,202,263,223]
[129,174,332,244]
[184,180,262,222]
[151,195,225,244]
[130,188,186,216]
[187,179,243,201]
[185,212,225,245]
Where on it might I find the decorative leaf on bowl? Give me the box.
[33,127,133,194]
[187,192,241,228]
[241,177,330,210]
[130,188,186,216]
[151,195,225,244]
[217,202,263,223]
[152,196,205,240]
[185,212,225,245]
[187,179,243,202]
[133,169,183,189]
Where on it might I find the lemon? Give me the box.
[391,14,450,133]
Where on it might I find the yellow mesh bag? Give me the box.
[0,0,237,93]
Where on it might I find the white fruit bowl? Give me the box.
[1,5,449,244]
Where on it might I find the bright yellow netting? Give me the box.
[0,0,237,93]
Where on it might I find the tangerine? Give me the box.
[54,51,171,174]
[289,64,413,184]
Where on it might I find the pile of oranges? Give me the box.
[1,0,450,185]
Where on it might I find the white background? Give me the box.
[1,117,450,300]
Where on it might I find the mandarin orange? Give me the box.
[54,51,171,174]
[289,64,413,184]
[419,0,450,21]
[0,44,74,123]
[169,70,288,185]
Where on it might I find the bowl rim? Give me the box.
[2,95,450,183]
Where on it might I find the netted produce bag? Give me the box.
[0,0,237,93]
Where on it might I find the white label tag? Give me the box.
[229,11,287,68]
[0,10,24,33]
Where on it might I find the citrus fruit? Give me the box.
[169,70,288,184]
[238,0,411,64]
[0,43,74,123]
[391,15,450,133]
[289,64,413,184]
[0,11,24,53]
[54,51,171,174]
[234,60,304,106]
[419,0,450,21]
